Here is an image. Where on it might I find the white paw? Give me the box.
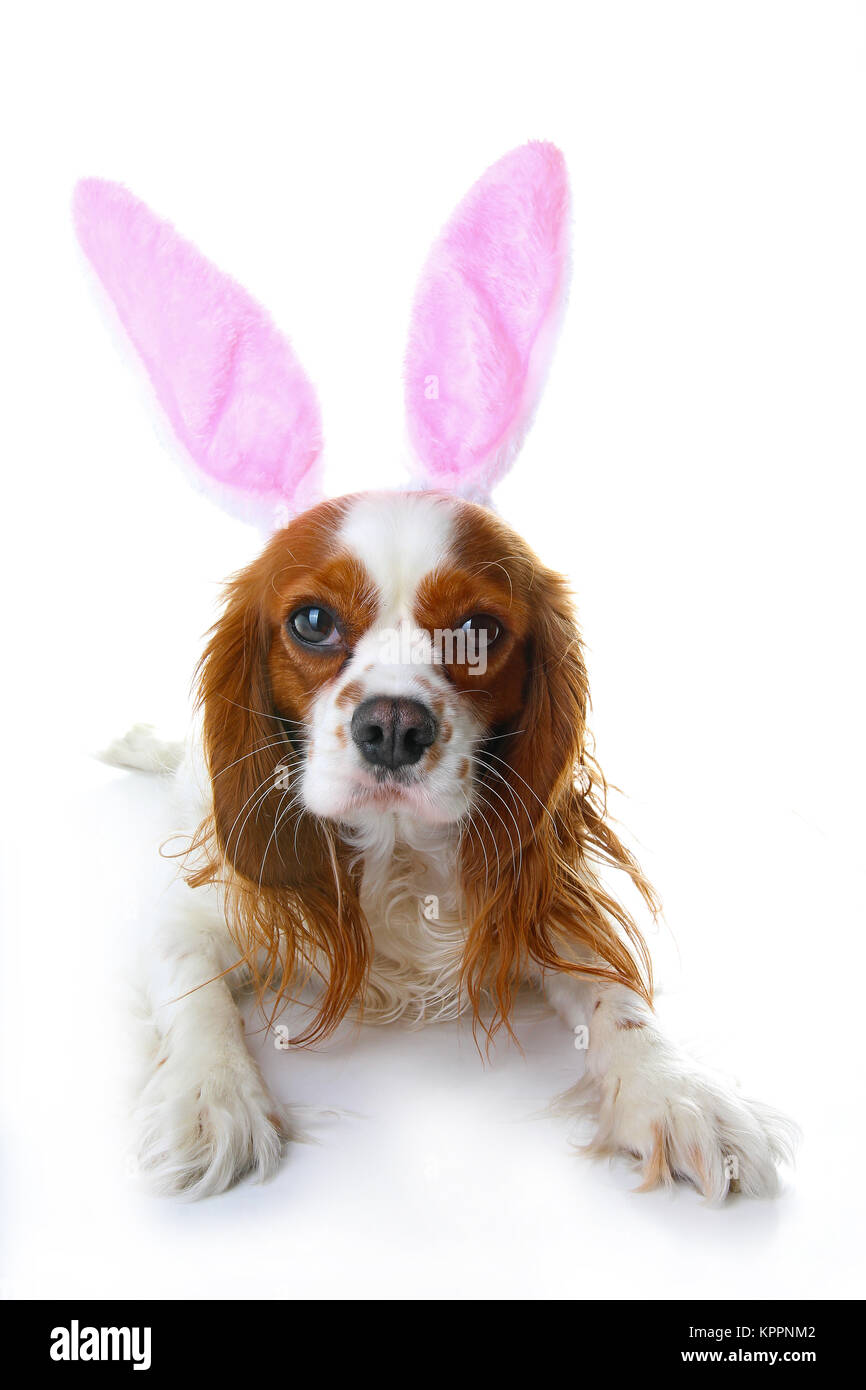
[567,1033,797,1201]
[101,723,185,775]
[134,1049,292,1199]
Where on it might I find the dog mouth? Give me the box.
[341,770,454,823]
[353,787,409,810]
[349,772,417,807]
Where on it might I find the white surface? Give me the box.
[2,0,864,1300]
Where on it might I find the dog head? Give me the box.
[198,488,588,878]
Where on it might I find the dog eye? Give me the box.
[460,613,502,645]
[288,606,341,647]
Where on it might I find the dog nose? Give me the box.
[350,697,438,770]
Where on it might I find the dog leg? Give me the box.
[134,882,291,1198]
[543,971,797,1200]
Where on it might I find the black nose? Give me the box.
[350,697,438,770]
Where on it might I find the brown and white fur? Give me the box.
[124,490,795,1202]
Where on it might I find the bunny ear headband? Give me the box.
[73,141,570,527]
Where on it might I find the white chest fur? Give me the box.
[345,812,468,1024]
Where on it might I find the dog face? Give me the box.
[199,489,588,879]
[297,489,535,828]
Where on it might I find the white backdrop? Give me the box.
[1,0,864,1299]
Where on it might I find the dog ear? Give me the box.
[197,562,300,888]
[404,141,570,504]
[460,563,654,1038]
[486,563,588,844]
[195,558,370,1042]
[73,179,323,529]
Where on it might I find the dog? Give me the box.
[76,143,795,1200]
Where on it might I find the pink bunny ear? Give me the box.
[73,179,323,526]
[404,142,570,503]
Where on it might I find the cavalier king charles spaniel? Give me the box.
[76,144,795,1201]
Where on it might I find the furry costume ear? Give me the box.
[404,141,571,504]
[73,179,323,527]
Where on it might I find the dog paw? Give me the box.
[101,723,185,775]
[134,1050,292,1199]
[565,1039,797,1201]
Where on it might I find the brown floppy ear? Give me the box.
[503,566,589,831]
[461,564,655,1039]
[193,560,369,1043]
[470,562,589,856]
[197,564,298,889]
